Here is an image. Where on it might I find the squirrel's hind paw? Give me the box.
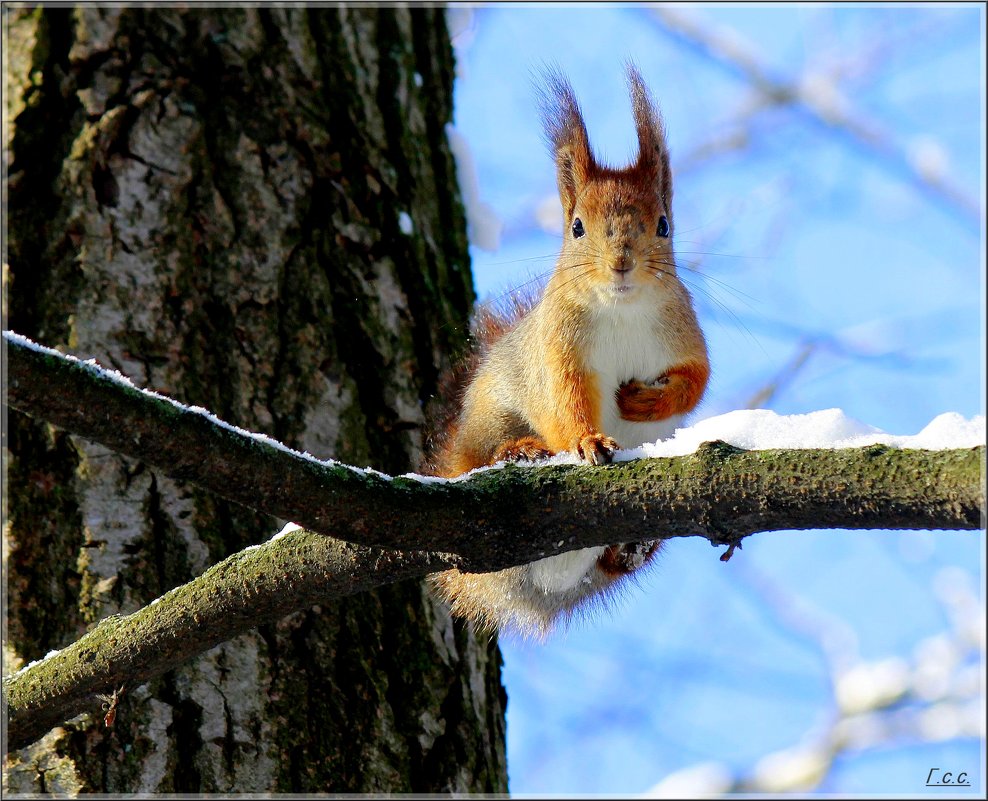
[493,436,554,464]
[576,433,619,465]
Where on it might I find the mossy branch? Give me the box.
[6,331,983,565]
[3,329,985,751]
[3,530,442,753]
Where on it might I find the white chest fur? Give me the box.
[586,296,683,448]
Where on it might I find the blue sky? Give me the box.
[449,4,985,795]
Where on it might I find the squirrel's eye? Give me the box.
[656,216,670,238]
[572,218,585,238]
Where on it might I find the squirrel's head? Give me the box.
[540,65,675,302]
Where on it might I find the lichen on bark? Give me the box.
[4,6,505,793]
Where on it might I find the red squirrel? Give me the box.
[425,66,710,636]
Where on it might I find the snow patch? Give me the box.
[835,658,910,714]
[8,648,64,679]
[393,408,983,484]
[271,522,304,541]
[644,761,733,797]
[7,332,981,491]
[3,330,390,483]
[623,408,984,460]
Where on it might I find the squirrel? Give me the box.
[424,65,710,637]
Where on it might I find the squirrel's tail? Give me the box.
[421,289,539,476]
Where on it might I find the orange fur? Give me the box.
[493,436,552,463]
[422,66,710,635]
[615,361,710,422]
[539,339,603,453]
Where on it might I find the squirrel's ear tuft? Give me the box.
[627,63,672,210]
[538,68,595,220]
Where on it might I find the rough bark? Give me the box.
[4,7,505,794]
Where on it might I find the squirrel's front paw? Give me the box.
[617,365,708,421]
[494,436,554,464]
[616,378,668,422]
[576,432,619,465]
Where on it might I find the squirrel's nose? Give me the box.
[612,247,635,273]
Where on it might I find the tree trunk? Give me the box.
[4,6,506,793]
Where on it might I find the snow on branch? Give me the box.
[3,525,440,753]
[5,330,983,565]
[3,328,985,752]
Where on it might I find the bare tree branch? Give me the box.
[653,563,984,794]
[3,328,984,752]
[649,7,981,228]
[3,528,442,753]
[6,331,982,565]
